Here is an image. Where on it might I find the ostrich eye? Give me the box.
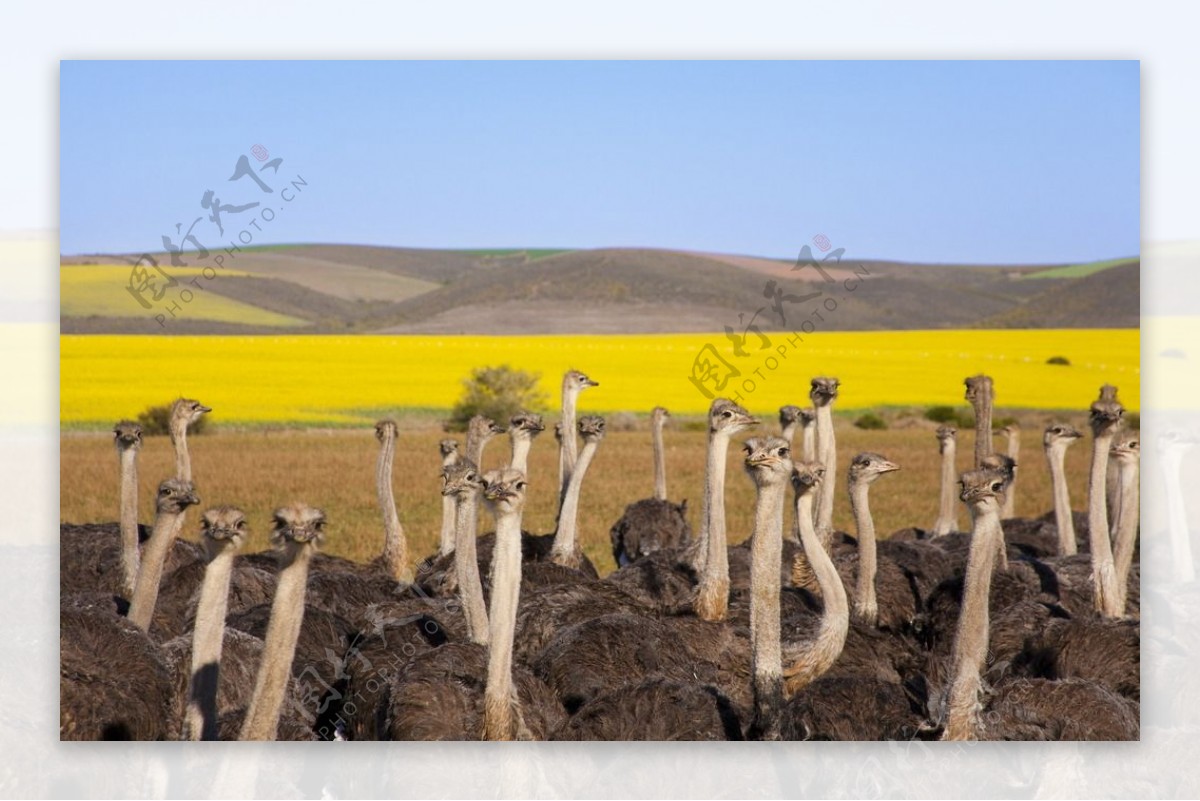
[991,482,1002,491]
[778,447,789,457]
[235,520,246,529]
[722,410,733,418]
[516,481,527,491]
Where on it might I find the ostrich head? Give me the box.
[809,377,840,407]
[374,419,398,443]
[1089,387,1125,437]
[1110,433,1140,465]
[799,408,816,426]
[1043,422,1083,449]
[155,478,200,514]
[980,453,1017,488]
[578,414,606,444]
[439,438,460,459]
[935,425,958,453]
[651,406,670,425]
[958,468,1007,510]
[509,411,546,438]
[709,398,758,436]
[963,375,993,405]
[468,415,507,442]
[563,369,599,395]
[270,504,326,546]
[790,460,826,498]
[171,398,212,428]
[994,423,1020,438]
[201,506,248,555]
[743,436,793,486]
[441,459,482,498]
[481,467,528,515]
[848,452,900,486]
[113,420,143,451]
[778,405,804,428]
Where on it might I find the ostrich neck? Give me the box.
[1111,460,1140,610]
[439,494,457,557]
[801,422,816,463]
[780,422,798,446]
[749,477,786,740]
[652,420,667,501]
[942,500,1002,740]
[1046,444,1077,555]
[170,422,191,482]
[483,508,523,740]
[1087,432,1121,617]
[932,441,958,537]
[560,387,580,494]
[118,448,140,598]
[240,543,315,741]
[972,398,993,468]
[850,481,878,626]
[552,439,598,563]
[510,435,532,474]
[785,492,849,693]
[454,490,489,645]
[185,545,237,740]
[465,433,489,470]
[377,433,410,582]
[127,508,186,631]
[1002,435,1019,518]
[694,433,731,621]
[814,404,836,547]
[1161,449,1196,582]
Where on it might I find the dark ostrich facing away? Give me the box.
[610,407,691,566]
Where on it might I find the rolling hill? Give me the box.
[60,245,1138,335]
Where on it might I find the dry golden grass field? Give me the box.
[60,414,1099,576]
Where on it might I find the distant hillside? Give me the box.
[60,245,1139,334]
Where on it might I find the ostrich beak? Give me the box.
[197,404,212,413]
[585,378,599,388]
[878,460,900,473]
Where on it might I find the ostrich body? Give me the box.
[1045,423,1084,555]
[239,504,324,740]
[127,480,200,632]
[464,415,505,472]
[113,420,143,598]
[609,408,690,566]
[169,397,211,482]
[437,438,460,557]
[847,452,900,627]
[996,423,1020,518]
[558,369,599,502]
[1110,435,1140,612]
[964,375,994,469]
[508,411,545,475]
[810,377,840,548]
[550,415,606,570]
[184,506,247,740]
[693,399,758,621]
[374,420,411,582]
[1087,388,1125,618]
[931,425,959,537]
[442,460,489,644]
[941,468,1007,740]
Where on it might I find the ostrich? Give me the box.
[1087,387,1125,618]
[437,438,460,557]
[693,399,759,621]
[609,408,690,567]
[1110,434,1140,612]
[995,423,1020,519]
[1044,423,1084,555]
[558,369,599,501]
[778,405,803,447]
[549,415,606,572]
[799,409,816,463]
[964,375,994,469]
[127,479,200,632]
[1158,429,1197,582]
[508,411,545,474]
[845,452,901,627]
[442,460,489,644]
[169,397,211,482]
[810,377,840,548]
[374,420,411,583]
[931,425,959,537]
[183,506,247,740]
[742,436,793,740]
[980,453,1017,572]
[239,504,324,740]
[465,415,506,471]
[113,420,143,599]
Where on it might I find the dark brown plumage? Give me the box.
[554,679,742,741]
[609,498,690,567]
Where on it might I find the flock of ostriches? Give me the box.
[60,372,1141,741]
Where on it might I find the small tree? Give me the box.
[447,365,547,432]
[1046,355,1071,366]
[854,412,887,431]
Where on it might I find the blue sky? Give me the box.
[60,60,1138,264]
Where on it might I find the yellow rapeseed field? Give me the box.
[60,329,1138,427]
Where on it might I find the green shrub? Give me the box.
[137,402,209,436]
[447,365,547,432]
[1046,355,1071,366]
[854,412,887,431]
[924,406,959,424]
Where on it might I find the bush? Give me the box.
[447,365,547,432]
[1046,355,1071,366]
[994,415,1019,429]
[923,405,973,429]
[1125,412,1140,430]
[137,402,210,436]
[854,413,887,431]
